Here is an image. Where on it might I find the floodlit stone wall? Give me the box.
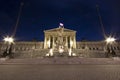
[75,41,120,57]
[0,41,120,58]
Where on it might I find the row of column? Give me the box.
[44,36,76,49]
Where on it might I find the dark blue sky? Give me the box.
[0,0,120,41]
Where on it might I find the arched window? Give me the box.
[96,48,99,50]
[82,46,85,49]
[89,47,91,50]
[117,47,119,50]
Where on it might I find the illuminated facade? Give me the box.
[0,26,120,58]
[44,27,76,49]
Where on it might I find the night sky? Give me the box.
[0,0,120,41]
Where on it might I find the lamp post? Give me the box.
[0,2,23,58]
[2,36,14,58]
[105,37,116,57]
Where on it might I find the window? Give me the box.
[89,47,91,50]
[96,48,99,50]
[82,46,85,49]
[117,47,119,50]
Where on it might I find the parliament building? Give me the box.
[0,24,120,58]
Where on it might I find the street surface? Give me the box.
[0,64,120,80]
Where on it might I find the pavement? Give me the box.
[0,57,120,65]
[0,57,120,80]
[0,64,120,80]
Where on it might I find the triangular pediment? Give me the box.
[44,27,76,32]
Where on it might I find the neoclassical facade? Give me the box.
[44,27,76,49]
[0,25,120,58]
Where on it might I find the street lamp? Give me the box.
[105,36,116,57]
[2,36,14,58]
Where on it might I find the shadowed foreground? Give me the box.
[0,64,120,80]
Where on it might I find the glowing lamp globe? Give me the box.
[105,37,116,44]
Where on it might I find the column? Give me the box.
[48,36,50,48]
[52,36,55,49]
[73,35,76,48]
[71,36,74,48]
[44,36,47,49]
[70,36,72,48]
[66,36,68,47]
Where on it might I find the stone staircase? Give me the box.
[72,49,106,58]
[13,49,49,58]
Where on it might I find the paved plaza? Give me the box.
[0,57,120,64]
[0,64,120,80]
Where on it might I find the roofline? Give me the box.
[44,27,76,32]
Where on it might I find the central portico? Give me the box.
[44,24,76,51]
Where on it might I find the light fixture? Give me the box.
[105,37,116,44]
[4,36,14,44]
